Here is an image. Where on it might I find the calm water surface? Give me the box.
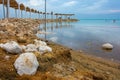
[37,19,120,61]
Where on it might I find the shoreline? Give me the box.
[0,18,120,80]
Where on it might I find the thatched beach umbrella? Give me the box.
[0,0,2,3]
[37,11,41,19]
[54,13,59,20]
[26,7,30,12]
[39,12,42,19]
[34,10,38,19]
[58,13,63,20]
[31,8,35,13]
[43,12,46,19]
[51,11,53,20]
[9,0,18,18]
[20,3,25,18]
[26,7,30,18]
[30,8,35,18]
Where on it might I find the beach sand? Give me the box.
[0,18,120,80]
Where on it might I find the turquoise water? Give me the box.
[37,19,120,61]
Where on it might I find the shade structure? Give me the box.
[10,0,18,9]
[20,3,25,10]
[0,0,2,4]
[34,10,38,13]
[54,13,59,19]
[31,8,35,12]
[10,0,19,18]
[26,7,30,12]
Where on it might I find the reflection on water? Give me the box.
[38,22,73,31]
[37,20,120,62]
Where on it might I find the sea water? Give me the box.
[37,19,120,61]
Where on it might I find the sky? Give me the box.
[0,0,120,19]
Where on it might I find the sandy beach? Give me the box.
[0,18,120,80]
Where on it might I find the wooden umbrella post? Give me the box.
[25,7,26,18]
[2,0,5,18]
[30,9,31,19]
[21,10,22,18]
[51,11,53,22]
[18,4,20,18]
[6,0,10,18]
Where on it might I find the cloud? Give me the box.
[108,10,120,13]
[76,0,108,14]
[28,0,44,7]
[85,0,108,10]
[50,0,58,2]
[62,1,77,7]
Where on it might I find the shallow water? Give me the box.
[37,19,120,61]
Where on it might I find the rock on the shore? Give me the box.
[38,46,52,54]
[34,39,52,54]
[14,53,39,76]
[25,44,37,52]
[34,39,47,47]
[20,39,52,54]
[102,43,113,50]
[0,41,22,54]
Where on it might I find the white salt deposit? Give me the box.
[14,53,39,76]
[38,46,52,54]
[34,39,47,47]
[25,44,37,52]
[0,41,22,54]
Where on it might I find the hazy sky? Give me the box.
[0,0,120,19]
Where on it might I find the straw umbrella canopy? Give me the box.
[26,7,30,12]
[34,10,38,13]
[0,0,2,4]
[2,0,7,5]
[19,3,25,18]
[31,8,35,12]
[10,0,18,9]
[20,3,25,10]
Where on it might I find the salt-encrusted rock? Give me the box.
[38,46,52,54]
[25,44,37,52]
[14,53,39,76]
[102,43,113,50]
[34,39,47,47]
[0,41,22,54]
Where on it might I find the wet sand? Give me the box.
[0,18,120,80]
